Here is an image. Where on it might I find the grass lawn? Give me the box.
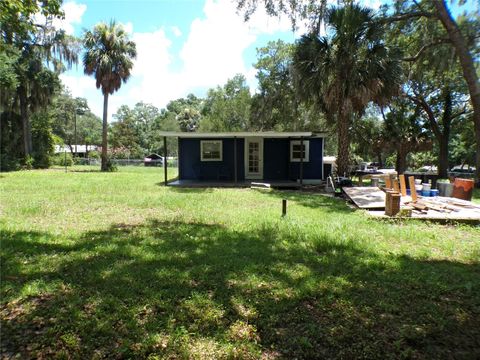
[1,166,479,359]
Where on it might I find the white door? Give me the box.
[244,138,263,179]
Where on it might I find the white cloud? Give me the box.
[171,26,182,37]
[60,74,103,115]
[33,1,86,35]
[53,1,87,35]
[177,0,291,94]
[120,21,134,34]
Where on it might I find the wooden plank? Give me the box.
[393,179,400,193]
[343,187,386,209]
[385,176,392,189]
[251,182,271,188]
[399,174,407,196]
[408,176,417,202]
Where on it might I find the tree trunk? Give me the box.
[101,93,109,171]
[336,112,350,176]
[438,90,452,179]
[433,0,480,186]
[438,137,450,179]
[19,86,32,158]
[396,145,408,174]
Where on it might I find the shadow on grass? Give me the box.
[1,221,479,359]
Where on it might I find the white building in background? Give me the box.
[54,145,98,157]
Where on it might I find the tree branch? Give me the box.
[402,38,451,62]
[379,11,435,24]
[405,93,442,138]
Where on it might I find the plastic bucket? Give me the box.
[421,183,431,197]
[452,178,474,201]
[430,189,439,197]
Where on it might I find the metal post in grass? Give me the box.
[282,199,287,217]
[164,136,168,186]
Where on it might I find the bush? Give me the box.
[31,109,54,169]
[88,150,100,159]
[52,152,74,166]
[105,158,118,172]
[23,155,34,170]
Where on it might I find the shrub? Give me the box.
[88,150,100,159]
[105,158,118,172]
[52,152,74,166]
[23,155,34,169]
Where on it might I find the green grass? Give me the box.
[1,166,480,359]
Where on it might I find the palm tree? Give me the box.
[293,4,402,176]
[83,21,136,171]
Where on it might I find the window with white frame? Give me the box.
[201,140,222,161]
[290,140,309,162]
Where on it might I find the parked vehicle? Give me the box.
[448,165,475,179]
[144,154,163,167]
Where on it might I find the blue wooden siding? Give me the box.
[178,137,323,181]
[289,138,323,180]
[179,138,244,180]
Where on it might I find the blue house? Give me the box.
[158,132,327,187]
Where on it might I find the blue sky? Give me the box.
[56,0,478,121]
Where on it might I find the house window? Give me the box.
[201,140,222,161]
[290,140,309,162]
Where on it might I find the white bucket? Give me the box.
[422,183,431,197]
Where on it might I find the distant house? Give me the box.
[54,145,97,157]
[158,131,326,187]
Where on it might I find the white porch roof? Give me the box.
[157,131,325,138]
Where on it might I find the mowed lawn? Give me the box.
[1,167,479,359]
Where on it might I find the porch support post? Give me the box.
[287,137,291,180]
[234,136,238,183]
[164,136,168,186]
[300,136,304,188]
[177,137,181,179]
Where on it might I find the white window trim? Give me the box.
[200,140,223,161]
[290,140,310,162]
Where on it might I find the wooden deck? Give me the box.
[168,179,302,189]
[368,209,480,222]
[343,186,386,209]
[343,186,480,222]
